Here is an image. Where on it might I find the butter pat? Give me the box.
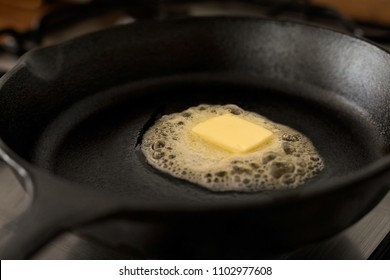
[191,114,273,153]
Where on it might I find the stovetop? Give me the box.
[1,0,390,259]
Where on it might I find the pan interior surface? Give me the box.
[30,76,383,204]
[0,18,389,208]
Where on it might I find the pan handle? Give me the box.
[0,141,118,259]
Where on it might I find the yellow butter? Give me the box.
[191,114,273,153]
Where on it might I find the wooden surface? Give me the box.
[312,0,390,25]
[0,0,42,9]
[0,3,49,32]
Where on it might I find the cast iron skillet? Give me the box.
[0,17,390,259]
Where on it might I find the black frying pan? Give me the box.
[1,17,390,259]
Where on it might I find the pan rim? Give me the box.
[2,16,390,87]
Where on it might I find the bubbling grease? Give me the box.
[141,104,324,192]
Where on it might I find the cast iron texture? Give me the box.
[0,17,390,259]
